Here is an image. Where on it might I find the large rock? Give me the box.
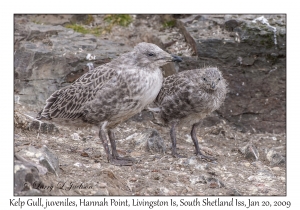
[177,15,286,133]
[14,17,132,110]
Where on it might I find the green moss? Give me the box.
[84,15,95,25]
[242,23,276,49]
[104,14,132,27]
[65,15,132,36]
[65,24,89,34]
[32,20,42,25]
[259,32,275,49]
[163,20,176,28]
[65,24,103,36]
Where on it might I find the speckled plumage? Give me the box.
[37,42,182,165]
[155,67,227,159]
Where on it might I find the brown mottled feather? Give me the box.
[40,67,116,120]
[155,67,227,127]
[154,66,227,159]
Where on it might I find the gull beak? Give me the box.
[211,82,216,89]
[171,55,182,62]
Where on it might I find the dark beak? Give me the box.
[211,82,216,89]
[171,55,182,62]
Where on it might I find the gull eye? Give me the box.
[148,53,155,56]
[218,78,221,81]
[203,77,207,81]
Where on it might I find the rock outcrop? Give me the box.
[176,15,286,133]
[14,16,131,111]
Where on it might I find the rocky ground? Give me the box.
[14,14,286,196]
[14,104,286,196]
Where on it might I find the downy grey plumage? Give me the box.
[155,67,227,160]
[37,42,182,166]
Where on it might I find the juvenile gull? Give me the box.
[37,42,182,166]
[154,67,227,160]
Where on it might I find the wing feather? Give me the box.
[38,65,117,120]
[155,70,204,122]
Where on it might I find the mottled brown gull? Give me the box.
[154,67,227,160]
[37,42,182,166]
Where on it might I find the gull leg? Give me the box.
[170,122,185,158]
[191,122,216,161]
[107,129,119,158]
[108,129,134,165]
[98,128,112,162]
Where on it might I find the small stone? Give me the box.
[248,176,256,182]
[107,187,127,196]
[272,167,281,171]
[130,151,142,157]
[94,188,109,195]
[71,133,80,141]
[98,182,107,188]
[166,176,178,183]
[181,188,188,194]
[252,161,264,169]
[146,129,165,154]
[91,151,101,158]
[186,186,193,192]
[187,156,197,165]
[129,177,137,182]
[82,147,94,156]
[279,177,285,182]
[190,175,206,185]
[23,189,42,196]
[38,145,60,176]
[243,162,251,167]
[238,174,245,179]
[266,149,285,166]
[129,129,165,154]
[194,163,208,171]
[206,177,224,188]
[81,152,89,157]
[90,163,101,169]
[86,53,96,61]
[184,135,193,143]
[74,162,83,167]
[227,178,236,183]
[239,143,259,160]
[168,190,177,195]
[247,185,258,193]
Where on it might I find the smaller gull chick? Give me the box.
[154,67,227,160]
[37,42,182,166]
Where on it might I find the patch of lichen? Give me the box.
[163,20,176,28]
[242,23,276,49]
[65,15,132,36]
[104,14,132,27]
[259,32,275,49]
[65,24,103,36]
[32,20,42,25]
